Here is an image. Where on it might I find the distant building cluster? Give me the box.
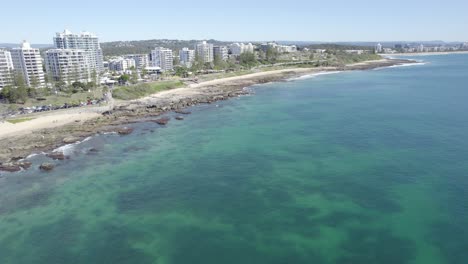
[374,42,467,54]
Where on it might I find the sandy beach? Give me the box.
[0,58,415,166]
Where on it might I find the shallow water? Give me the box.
[1,54,467,264]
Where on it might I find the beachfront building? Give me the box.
[151,47,174,72]
[195,41,214,63]
[375,43,383,53]
[10,41,45,87]
[0,49,14,89]
[417,44,424,52]
[213,46,229,61]
[125,54,149,69]
[260,42,296,53]
[229,43,254,56]
[179,47,195,67]
[45,49,93,84]
[108,57,136,72]
[53,29,104,72]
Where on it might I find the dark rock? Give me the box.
[117,127,134,135]
[152,117,170,125]
[11,156,26,161]
[175,110,191,115]
[0,163,22,172]
[175,116,184,120]
[89,148,99,153]
[39,163,55,171]
[46,152,67,160]
[102,111,113,116]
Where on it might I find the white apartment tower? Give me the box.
[196,41,214,63]
[53,30,104,72]
[45,49,93,84]
[179,47,195,67]
[213,46,229,61]
[10,41,45,87]
[0,49,14,89]
[151,47,174,72]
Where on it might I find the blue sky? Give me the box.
[2,0,467,44]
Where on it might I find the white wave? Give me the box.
[374,62,428,70]
[53,136,93,155]
[288,71,342,81]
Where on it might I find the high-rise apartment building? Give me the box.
[10,41,45,87]
[0,49,14,89]
[125,54,149,69]
[151,47,174,72]
[45,49,93,84]
[179,47,195,67]
[213,46,229,61]
[196,41,214,63]
[53,29,104,72]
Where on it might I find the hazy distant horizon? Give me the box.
[2,0,467,44]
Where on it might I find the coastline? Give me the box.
[0,58,415,169]
[382,50,468,57]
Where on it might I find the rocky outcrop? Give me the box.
[0,163,22,172]
[39,163,55,171]
[46,152,67,160]
[117,127,134,135]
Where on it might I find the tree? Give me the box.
[130,70,139,84]
[119,74,130,85]
[239,52,258,68]
[213,54,227,70]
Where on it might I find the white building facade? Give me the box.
[53,30,104,72]
[196,41,214,63]
[151,47,174,72]
[229,43,255,56]
[0,49,14,89]
[179,48,195,67]
[10,41,45,87]
[125,54,149,69]
[213,46,229,61]
[108,57,136,72]
[45,49,93,84]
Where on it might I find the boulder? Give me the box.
[46,152,67,160]
[39,163,55,171]
[18,161,32,169]
[62,136,81,144]
[175,116,184,121]
[117,127,134,135]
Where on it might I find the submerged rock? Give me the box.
[117,127,134,135]
[17,161,32,169]
[175,116,184,120]
[46,152,67,160]
[152,117,170,125]
[39,163,55,171]
[175,110,191,115]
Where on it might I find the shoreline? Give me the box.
[382,50,468,57]
[0,58,416,171]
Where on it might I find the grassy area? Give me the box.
[23,88,105,107]
[112,80,185,100]
[6,117,34,124]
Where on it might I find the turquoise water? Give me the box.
[1,54,468,264]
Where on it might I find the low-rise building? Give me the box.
[125,54,149,69]
[151,47,174,72]
[10,41,45,87]
[108,57,136,72]
[229,43,254,56]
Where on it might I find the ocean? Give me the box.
[1,54,467,264]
